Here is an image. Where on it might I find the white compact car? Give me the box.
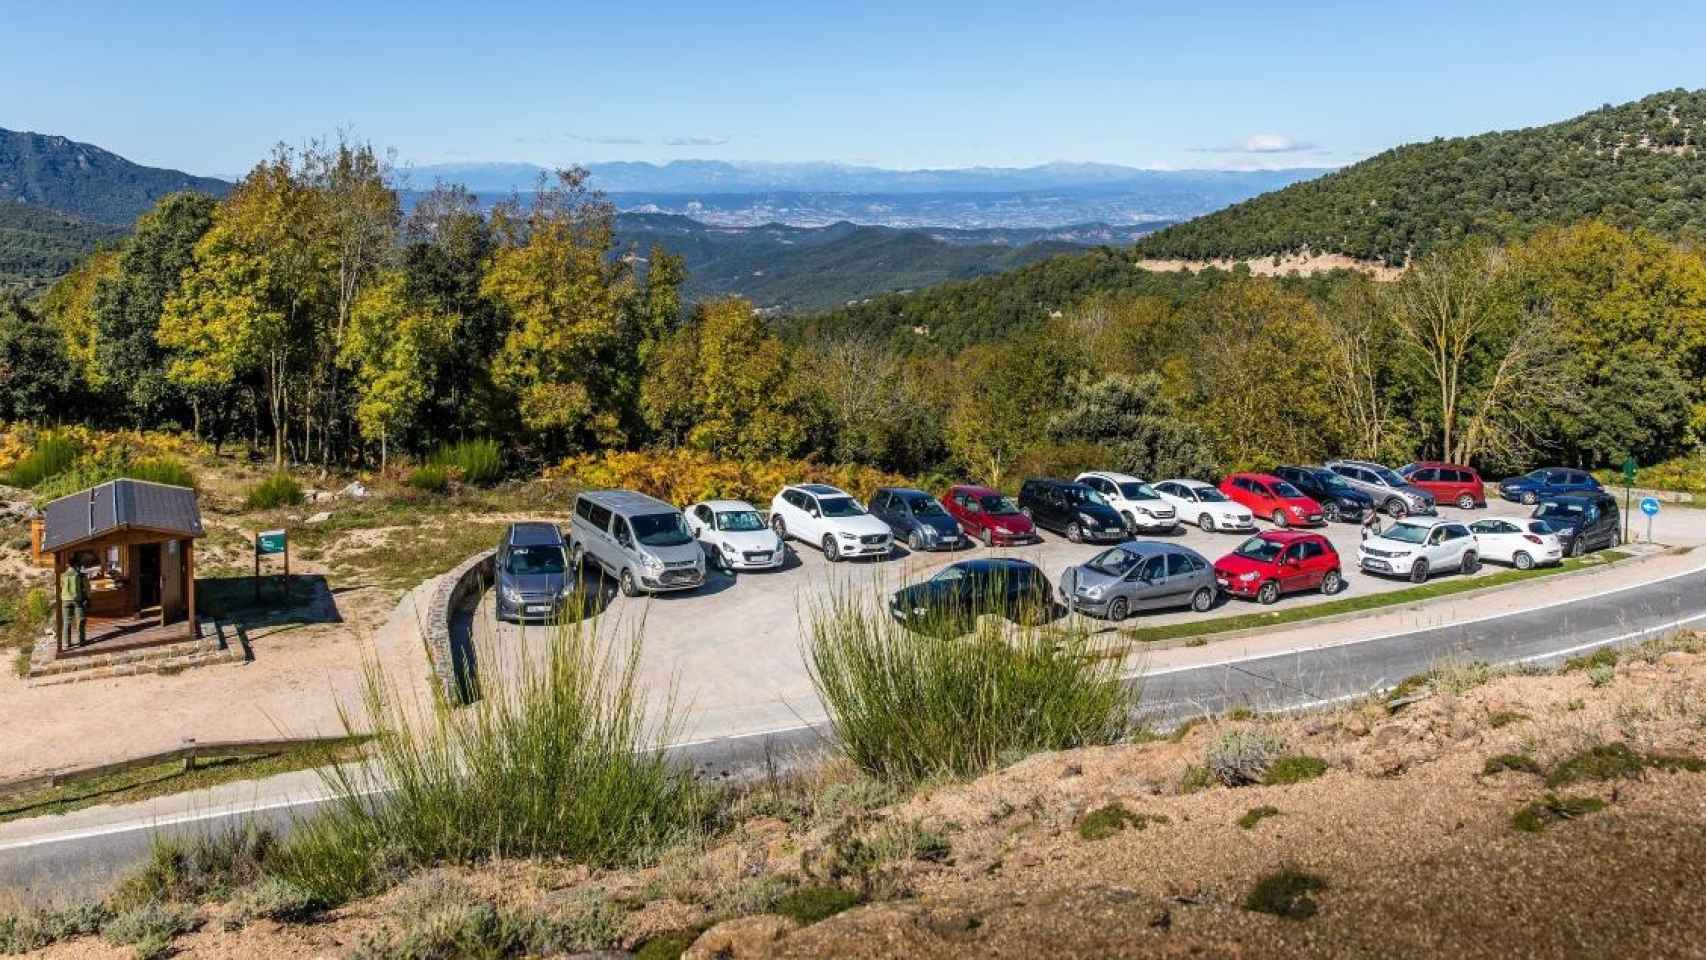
[1468,517,1563,570]
[1358,516,1478,583]
[1153,479,1256,533]
[685,499,787,572]
[769,484,893,562]
[1075,471,1179,534]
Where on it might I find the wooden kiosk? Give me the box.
[42,479,205,656]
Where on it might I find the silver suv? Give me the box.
[569,490,705,597]
[1324,460,1435,518]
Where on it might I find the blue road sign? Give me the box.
[1640,496,1661,517]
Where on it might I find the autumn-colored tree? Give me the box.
[38,247,120,390]
[684,297,808,459]
[945,323,1086,488]
[340,271,459,470]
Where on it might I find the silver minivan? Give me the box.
[569,490,705,597]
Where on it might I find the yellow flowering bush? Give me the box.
[551,449,912,506]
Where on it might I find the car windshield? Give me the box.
[631,512,694,547]
[1273,480,1305,498]
[1372,466,1407,486]
[818,496,864,518]
[1316,472,1354,492]
[1234,537,1284,562]
[1086,548,1141,577]
[1535,502,1584,521]
[1193,486,1230,503]
[716,510,765,532]
[1524,469,1549,481]
[1063,486,1110,507]
[905,496,948,516]
[506,544,565,575]
[1117,482,1159,500]
[1382,522,1432,544]
[1523,520,1553,535]
[978,495,1020,514]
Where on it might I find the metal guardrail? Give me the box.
[0,735,362,800]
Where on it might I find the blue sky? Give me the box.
[5,1,1704,176]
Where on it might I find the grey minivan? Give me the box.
[569,490,705,597]
[1058,541,1217,621]
[495,521,571,622]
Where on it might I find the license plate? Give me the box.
[1308,515,1322,523]
[749,553,771,562]
[1361,559,1390,572]
[525,604,548,614]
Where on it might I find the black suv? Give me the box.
[1018,478,1126,543]
[1532,492,1621,557]
[870,487,965,552]
[1273,465,1375,523]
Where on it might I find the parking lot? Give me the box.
[474,496,1679,743]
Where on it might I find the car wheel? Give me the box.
[1457,494,1476,510]
[1199,513,1215,533]
[1570,538,1585,559]
[1271,509,1288,528]
[1121,511,1136,534]
[1191,586,1214,612]
[1522,492,1538,506]
[1323,501,1341,523]
[1321,569,1343,595]
[1067,522,1083,543]
[619,568,639,598]
[822,535,841,562]
[1513,550,1534,570]
[1460,550,1478,575]
[1409,559,1429,584]
[909,529,926,552]
[1386,498,1408,519]
[1107,597,1129,622]
[771,516,788,540]
[1257,580,1280,605]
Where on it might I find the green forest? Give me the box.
[5,113,1706,491]
[1134,89,1706,265]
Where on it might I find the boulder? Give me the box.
[306,511,332,525]
[684,914,798,959]
[339,481,370,500]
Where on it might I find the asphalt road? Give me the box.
[5,559,1704,903]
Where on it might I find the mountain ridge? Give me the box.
[0,127,231,225]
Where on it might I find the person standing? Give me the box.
[1361,507,1382,541]
[60,560,87,649]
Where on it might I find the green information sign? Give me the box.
[1622,456,1638,484]
[257,529,288,555]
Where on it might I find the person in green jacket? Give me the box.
[60,561,87,649]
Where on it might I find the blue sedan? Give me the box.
[1498,467,1601,505]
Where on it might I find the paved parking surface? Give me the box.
[474,497,1698,743]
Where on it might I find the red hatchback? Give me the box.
[942,485,1041,546]
[1399,462,1486,509]
[1220,473,1325,528]
[1214,531,1343,604]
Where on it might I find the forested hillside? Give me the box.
[0,128,231,224]
[0,203,124,295]
[1133,89,1706,265]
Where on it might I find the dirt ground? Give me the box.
[20,633,1706,959]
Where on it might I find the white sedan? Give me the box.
[1469,517,1563,570]
[685,500,787,572]
[1153,479,1256,533]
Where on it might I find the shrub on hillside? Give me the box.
[1204,726,1291,787]
[245,473,305,510]
[430,438,502,486]
[406,464,452,494]
[272,616,703,905]
[0,431,80,488]
[803,584,1134,784]
[552,449,909,507]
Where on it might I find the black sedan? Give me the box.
[889,558,1053,635]
[1273,465,1375,523]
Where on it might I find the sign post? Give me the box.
[1621,457,1637,545]
[255,528,289,600]
[1640,496,1660,545]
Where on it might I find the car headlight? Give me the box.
[838,531,859,540]
[1289,505,1306,515]
[1391,550,1411,558]
[1239,571,1260,583]
[1083,584,1104,599]
[558,583,576,598]
[912,606,928,616]
[500,585,522,603]
[641,554,664,571]
[992,525,1010,535]
[719,541,737,554]
[1078,512,1096,525]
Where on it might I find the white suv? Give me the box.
[1152,479,1255,533]
[1358,517,1478,583]
[1075,472,1179,534]
[769,484,893,562]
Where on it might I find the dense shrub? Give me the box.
[244,473,305,510]
[430,438,503,486]
[406,464,452,494]
[803,584,1135,784]
[124,457,197,489]
[0,431,80,488]
[1204,726,1291,787]
[1244,867,1328,919]
[553,449,909,508]
[272,617,703,905]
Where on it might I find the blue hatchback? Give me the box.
[1498,467,1600,505]
[496,521,571,622]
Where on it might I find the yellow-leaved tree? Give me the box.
[340,270,458,470]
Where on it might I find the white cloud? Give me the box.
[1190,134,1319,155]
[661,135,731,147]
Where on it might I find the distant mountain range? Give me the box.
[612,213,1170,312]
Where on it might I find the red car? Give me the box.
[1214,530,1342,604]
[1399,462,1486,509]
[1220,472,1325,528]
[942,485,1041,546]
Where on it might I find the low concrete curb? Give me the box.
[425,549,494,704]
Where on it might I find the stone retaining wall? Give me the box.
[425,548,494,704]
